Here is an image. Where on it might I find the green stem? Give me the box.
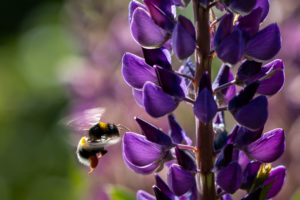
[192,1,216,200]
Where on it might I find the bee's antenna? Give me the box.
[117,124,130,132]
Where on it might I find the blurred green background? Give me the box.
[0,0,300,200]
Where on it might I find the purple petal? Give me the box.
[264,166,286,198]
[235,126,263,147]
[245,23,281,60]
[212,64,236,103]
[236,60,262,82]
[144,0,175,31]
[129,0,147,23]
[215,144,235,170]
[155,66,187,99]
[123,132,163,167]
[168,114,192,145]
[155,174,175,199]
[214,13,234,47]
[216,29,245,65]
[233,95,268,131]
[238,150,251,171]
[217,161,242,194]
[228,81,260,114]
[131,8,169,48]
[237,8,262,39]
[122,53,157,89]
[245,128,285,162]
[137,190,156,200]
[257,59,285,95]
[167,164,196,196]
[143,82,178,117]
[175,147,196,171]
[123,146,161,175]
[172,15,196,59]
[144,0,174,18]
[153,186,172,200]
[254,0,269,22]
[133,88,144,107]
[227,125,239,144]
[243,161,262,189]
[135,117,172,146]
[193,88,218,123]
[227,0,257,14]
[142,47,172,69]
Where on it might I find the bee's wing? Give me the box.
[63,107,105,134]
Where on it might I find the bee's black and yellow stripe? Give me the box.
[88,122,119,140]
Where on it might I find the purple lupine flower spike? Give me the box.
[121,0,286,198]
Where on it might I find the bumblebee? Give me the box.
[66,108,125,174]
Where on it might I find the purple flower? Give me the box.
[172,15,196,59]
[193,72,218,123]
[123,132,170,174]
[167,164,196,196]
[217,161,242,194]
[245,129,285,162]
[245,23,281,60]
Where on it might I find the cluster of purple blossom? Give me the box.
[121,0,286,199]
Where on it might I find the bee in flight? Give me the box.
[66,107,126,174]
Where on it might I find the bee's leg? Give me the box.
[88,155,98,175]
[98,149,107,159]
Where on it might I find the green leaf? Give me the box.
[109,186,135,200]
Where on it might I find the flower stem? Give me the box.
[192,1,216,199]
[176,144,197,152]
[213,79,236,94]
